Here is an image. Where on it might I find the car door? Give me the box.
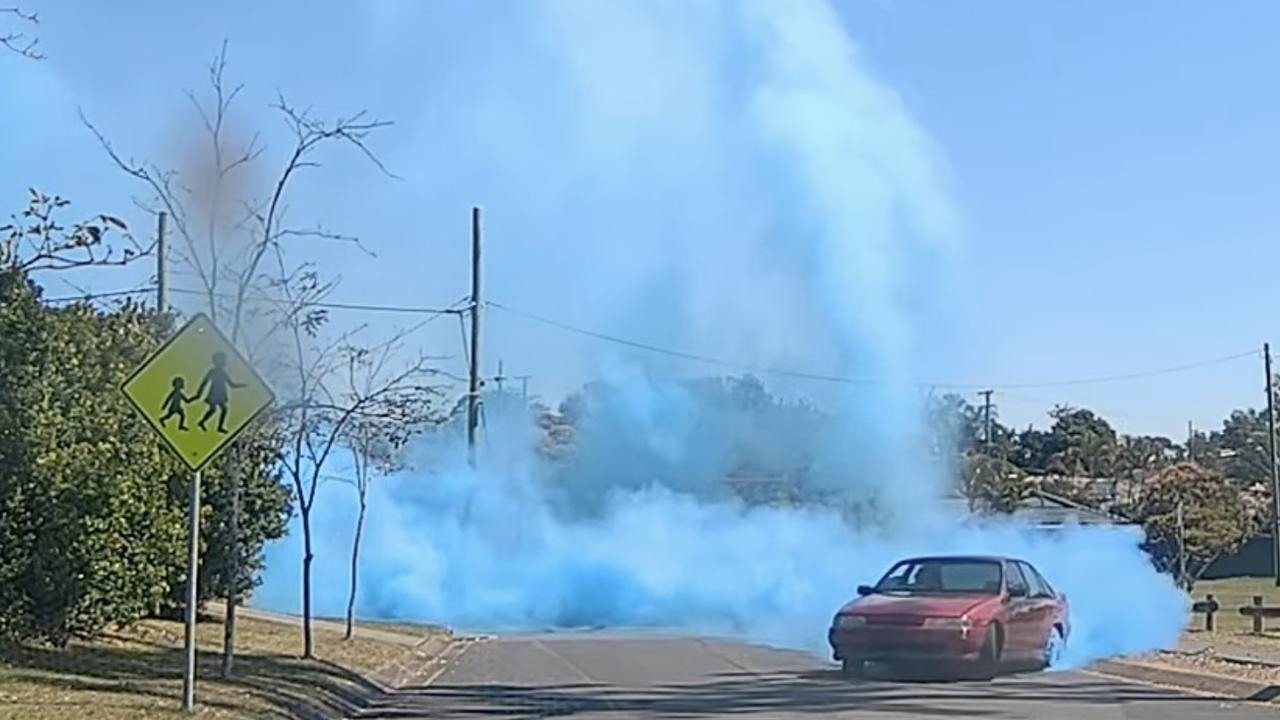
[1019,561,1060,649]
[1002,561,1037,659]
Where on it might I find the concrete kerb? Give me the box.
[1089,657,1280,704]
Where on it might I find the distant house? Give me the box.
[938,487,1129,528]
[723,472,1129,527]
[1008,489,1130,528]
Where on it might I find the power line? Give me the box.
[487,300,882,385]
[989,349,1259,389]
[487,299,1259,391]
[168,287,464,316]
[36,286,1264,392]
[42,286,156,303]
[41,284,467,317]
[997,390,1197,429]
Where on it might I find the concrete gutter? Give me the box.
[211,601,446,648]
[1089,657,1280,703]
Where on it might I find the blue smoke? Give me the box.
[256,412,1186,666]
[256,0,1188,668]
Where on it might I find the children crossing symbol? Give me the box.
[122,313,274,471]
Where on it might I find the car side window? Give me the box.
[1018,562,1050,598]
[1026,563,1056,598]
[1005,562,1030,597]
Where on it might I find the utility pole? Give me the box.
[1266,343,1280,586]
[467,207,483,467]
[979,389,994,452]
[1176,499,1187,589]
[492,359,531,403]
[156,211,168,313]
[1187,420,1194,464]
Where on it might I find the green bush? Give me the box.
[0,271,290,644]
[0,272,186,644]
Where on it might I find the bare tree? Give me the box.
[1,6,42,60]
[82,43,397,672]
[339,340,444,639]
[268,254,445,657]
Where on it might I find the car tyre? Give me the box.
[973,624,1002,681]
[841,658,865,679]
[1040,626,1065,670]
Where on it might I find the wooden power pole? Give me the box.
[1266,343,1280,586]
[979,389,994,451]
[156,211,168,313]
[467,207,483,466]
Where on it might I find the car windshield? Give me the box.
[873,559,1003,595]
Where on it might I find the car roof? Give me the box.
[897,555,1025,565]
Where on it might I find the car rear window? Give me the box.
[874,559,1003,595]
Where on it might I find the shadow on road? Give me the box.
[359,668,1226,718]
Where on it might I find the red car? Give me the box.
[828,555,1069,679]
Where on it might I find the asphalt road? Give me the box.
[357,632,1277,719]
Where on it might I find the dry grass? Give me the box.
[0,612,437,719]
[322,618,446,640]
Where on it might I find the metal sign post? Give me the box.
[121,313,273,712]
[182,469,201,712]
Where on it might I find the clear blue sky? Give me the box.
[3,0,1278,439]
[832,0,1280,436]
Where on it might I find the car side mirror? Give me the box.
[856,585,873,597]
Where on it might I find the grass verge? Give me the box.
[0,611,440,719]
[1189,576,1280,635]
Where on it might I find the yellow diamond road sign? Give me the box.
[122,313,274,471]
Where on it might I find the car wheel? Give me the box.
[1041,626,1065,670]
[841,658,865,679]
[974,624,1002,680]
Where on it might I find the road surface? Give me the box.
[358,632,1277,719]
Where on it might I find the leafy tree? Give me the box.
[0,273,186,645]
[1129,462,1255,589]
[925,393,982,457]
[1043,405,1118,477]
[1009,425,1054,473]
[925,392,1018,461]
[181,422,291,613]
[962,454,1032,513]
[1,187,287,650]
[1206,409,1273,486]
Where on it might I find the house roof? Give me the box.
[938,488,1131,527]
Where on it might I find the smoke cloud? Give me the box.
[256,0,1187,669]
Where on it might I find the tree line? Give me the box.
[533,378,1266,589]
[938,393,1267,589]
